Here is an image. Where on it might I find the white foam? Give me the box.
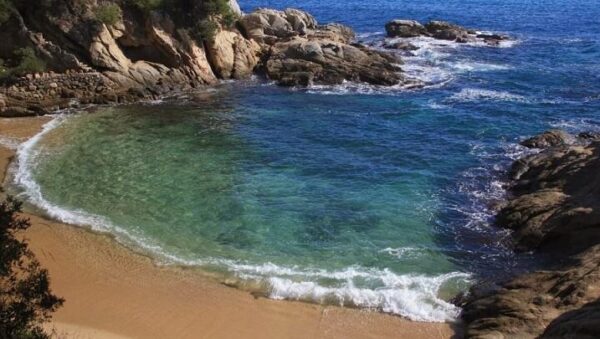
[380,247,425,259]
[267,271,468,322]
[0,136,23,149]
[550,118,600,134]
[13,116,472,323]
[447,61,512,73]
[448,88,528,103]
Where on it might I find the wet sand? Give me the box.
[0,116,456,339]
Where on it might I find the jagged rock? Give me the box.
[520,129,571,149]
[462,131,600,338]
[425,20,473,42]
[307,24,355,44]
[385,20,427,38]
[384,18,510,45]
[266,38,403,86]
[238,8,318,44]
[462,245,600,339]
[383,40,419,51]
[90,25,131,72]
[206,30,261,79]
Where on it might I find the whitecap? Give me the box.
[447,88,528,103]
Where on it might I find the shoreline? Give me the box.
[0,116,456,339]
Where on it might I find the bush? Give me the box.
[0,194,64,338]
[94,3,122,26]
[0,0,12,25]
[201,0,238,27]
[193,19,218,42]
[12,47,46,76]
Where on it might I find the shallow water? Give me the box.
[10,0,600,322]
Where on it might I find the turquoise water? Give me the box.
[11,0,600,322]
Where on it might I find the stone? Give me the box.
[385,20,427,38]
[383,40,419,51]
[425,20,471,42]
[520,129,571,149]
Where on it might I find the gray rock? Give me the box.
[520,129,571,149]
[385,20,427,38]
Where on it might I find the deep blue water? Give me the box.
[13,0,600,322]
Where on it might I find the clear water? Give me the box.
[11,0,600,322]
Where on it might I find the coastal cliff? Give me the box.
[0,0,410,116]
[461,131,600,338]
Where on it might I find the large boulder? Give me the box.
[462,245,600,339]
[265,38,403,86]
[461,132,600,338]
[206,30,261,79]
[424,20,473,42]
[520,129,571,149]
[385,20,427,38]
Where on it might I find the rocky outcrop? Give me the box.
[384,18,510,46]
[461,130,600,338]
[0,1,413,114]
[519,129,571,149]
[462,244,600,338]
[239,8,406,87]
[384,20,427,38]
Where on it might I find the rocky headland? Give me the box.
[0,0,513,117]
[0,0,411,116]
[460,130,600,338]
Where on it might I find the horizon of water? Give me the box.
[7,0,600,322]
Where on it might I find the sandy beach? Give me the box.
[0,116,455,339]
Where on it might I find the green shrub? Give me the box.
[0,0,12,24]
[201,0,238,27]
[12,47,46,76]
[193,19,218,41]
[94,3,122,26]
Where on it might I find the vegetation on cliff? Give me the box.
[94,3,123,26]
[0,194,63,338]
[0,48,46,80]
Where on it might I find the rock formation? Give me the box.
[385,19,510,47]
[0,1,413,115]
[461,130,600,338]
[240,8,404,86]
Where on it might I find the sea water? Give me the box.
[9,0,600,322]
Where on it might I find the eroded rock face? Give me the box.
[206,30,261,79]
[461,130,600,338]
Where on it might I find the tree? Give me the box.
[0,194,63,339]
